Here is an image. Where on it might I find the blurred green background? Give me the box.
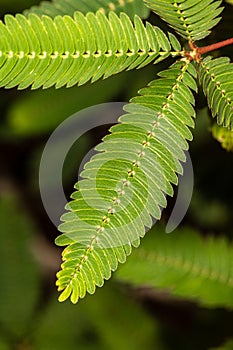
[0,1,233,349]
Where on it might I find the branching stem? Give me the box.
[185,37,233,62]
[198,37,233,54]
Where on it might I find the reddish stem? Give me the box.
[197,37,233,55]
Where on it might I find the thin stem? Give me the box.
[197,38,233,55]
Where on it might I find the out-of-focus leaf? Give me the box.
[0,192,40,337]
[116,225,233,309]
[82,284,160,350]
[0,339,10,350]
[190,192,229,229]
[33,298,97,350]
[33,283,161,350]
[211,123,233,152]
[6,74,127,137]
[209,339,233,349]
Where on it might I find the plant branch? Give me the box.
[185,38,233,62]
[197,38,233,55]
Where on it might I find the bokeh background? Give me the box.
[0,1,233,349]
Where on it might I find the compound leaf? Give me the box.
[0,11,179,90]
[144,0,224,41]
[199,56,233,130]
[55,59,197,303]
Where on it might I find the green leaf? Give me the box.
[211,123,233,151]
[55,59,197,303]
[168,32,182,52]
[24,0,150,20]
[0,11,176,90]
[199,56,233,129]
[115,226,233,309]
[144,0,224,41]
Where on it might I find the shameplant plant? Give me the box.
[1,0,233,304]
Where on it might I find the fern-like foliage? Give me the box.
[0,11,180,90]
[55,60,197,303]
[24,0,150,19]
[211,123,233,151]
[144,0,224,41]
[115,226,233,309]
[199,56,233,129]
[1,0,232,306]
